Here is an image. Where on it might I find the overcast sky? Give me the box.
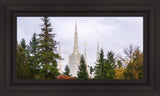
[17,17,143,71]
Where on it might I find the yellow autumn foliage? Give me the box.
[114,67,125,79]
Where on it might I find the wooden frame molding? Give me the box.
[0,0,160,96]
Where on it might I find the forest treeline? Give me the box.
[17,17,143,80]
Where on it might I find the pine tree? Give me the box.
[36,16,60,79]
[63,65,71,76]
[94,49,105,79]
[20,38,26,49]
[28,33,38,56]
[77,55,89,79]
[103,51,116,79]
[27,33,39,78]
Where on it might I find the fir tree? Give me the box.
[94,49,106,79]
[27,33,39,78]
[20,38,26,49]
[77,55,89,79]
[63,65,71,76]
[103,51,116,79]
[36,16,60,79]
[28,33,38,56]
[20,38,30,58]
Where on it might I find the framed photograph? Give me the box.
[0,0,160,96]
[16,16,143,80]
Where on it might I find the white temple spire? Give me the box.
[58,43,63,74]
[84,41,87,60]
[68,21,81,77]
[84,41,90,76]
[73,21,79,53]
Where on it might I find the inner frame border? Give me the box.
[11,11,149,85]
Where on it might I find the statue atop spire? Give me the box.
[73,21,79,53]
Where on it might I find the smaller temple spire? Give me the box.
[58,43,63,74]
[84,41,87,60]
[84,41,90,76]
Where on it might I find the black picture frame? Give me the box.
[0,0,160,96]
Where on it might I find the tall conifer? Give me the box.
[103,51,116,79]
[94,49,105,79]
[28,33,39,78]
[37,16,60,79]
[77,55,89,79]
[63,65,71,76]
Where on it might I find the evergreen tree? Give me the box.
[63,65,71,76]
[27,33,39,78]
[17,43,31,79]
[20,38,26,49]
[94,49,106,79]
[36,16,60,79]
[28,33,38,56]
[20,38,30,58]
[103,51,116,79]
[77,55,89,79]
[90,66,94,74]
[94,50,116,79]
